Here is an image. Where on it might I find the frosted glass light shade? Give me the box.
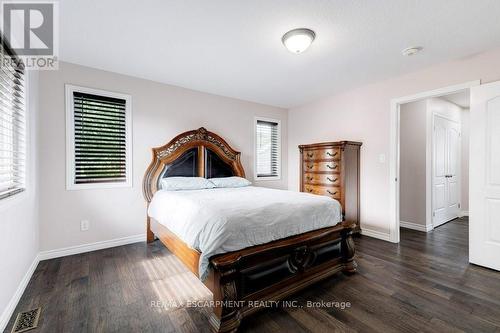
[282,28,316,54]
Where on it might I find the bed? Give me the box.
[143,127,356,332]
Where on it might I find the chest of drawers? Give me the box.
[299,141,362,233]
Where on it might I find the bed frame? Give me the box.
[143,127,356,332]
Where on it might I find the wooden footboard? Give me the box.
[203,221,356,332]
[148,219,356,332]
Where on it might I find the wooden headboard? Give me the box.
[143,127,245,202]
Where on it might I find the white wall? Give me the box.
[461,108,470,213]
[38,61,287,251]
[288,47,500,235]
[400,100,427,226]
[428,97,462,123]
[0,72,39,330]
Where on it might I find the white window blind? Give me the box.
[0,41,26,200]
[256,119,280,178]
[69,89,130,186]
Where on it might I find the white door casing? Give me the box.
[390,80,480,244]
[470,81,500,271]
[432,114,461,227]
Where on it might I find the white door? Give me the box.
[470,81,500,271]
[432,115,461,227]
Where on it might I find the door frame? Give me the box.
[389,80,480,243]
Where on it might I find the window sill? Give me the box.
[66,181,132,191]
[0,189,29,213]
[254,176,281,181]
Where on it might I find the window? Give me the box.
[66,85,132,190]
[255,117,281,180]
[0,39,26,200]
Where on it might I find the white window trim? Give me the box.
[254,116,281,181]
[65,84,132,190]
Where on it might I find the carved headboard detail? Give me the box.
[143,127,245,202]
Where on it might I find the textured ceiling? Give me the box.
[60,0,500,108]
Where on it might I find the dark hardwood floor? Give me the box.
[5,217,500,333]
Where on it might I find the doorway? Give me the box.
[391,80,500,272]
[388,80,480,243]
[398,92,468,235]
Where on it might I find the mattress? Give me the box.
[148,186,342,280]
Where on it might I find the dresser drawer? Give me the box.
[303,148,341,161]
[303,161,340,173]
[303,185,341,199]
[303,173,340,186]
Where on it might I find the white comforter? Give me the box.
[148,186,342,280]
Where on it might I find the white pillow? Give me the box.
[209,176,251,188]
[160,177,215,191]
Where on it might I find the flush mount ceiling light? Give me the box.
[282,28,316,54]
[402,46,423,56]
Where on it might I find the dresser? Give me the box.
[299,141,362,233]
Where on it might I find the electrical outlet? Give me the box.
[80,220,90,231]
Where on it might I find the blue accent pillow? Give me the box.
[160,177,215,191]
[209,177,251,188]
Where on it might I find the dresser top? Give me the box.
[299,141,362,149]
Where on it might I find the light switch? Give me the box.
[81,220,90,231]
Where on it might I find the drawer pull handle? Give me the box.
[306,176,313,181]
[307,188,314,193]
[307,152,314,158]
[326,151,338,157]
[327,190,338,195]
[326,164,337,169]
[307,164,314,169]
[327,177,337,183]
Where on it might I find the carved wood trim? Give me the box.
[143,127,245,202]
[206,220,356,332]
